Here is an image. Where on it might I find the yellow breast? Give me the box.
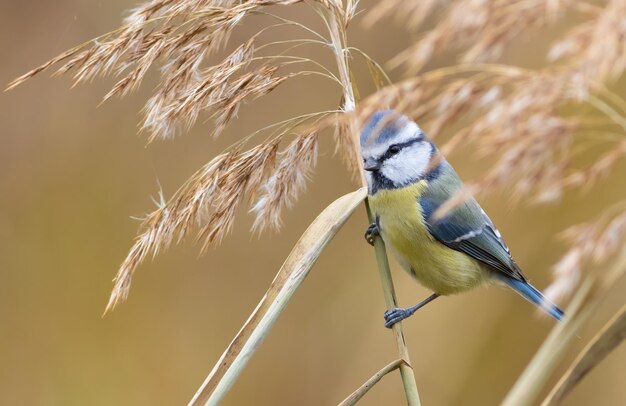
[368,182,488,295]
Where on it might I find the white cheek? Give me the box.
[381,145,431,184]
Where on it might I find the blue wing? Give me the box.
[420,162,526,283]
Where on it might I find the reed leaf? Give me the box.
[542,304,626,406]
[502,247,626,406]
[338,359,407,406]
[188,187,367,406]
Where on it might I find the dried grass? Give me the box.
[8,0,626,403]
[7,0,332,140]
[545,202,626,302]
[105,131,319,312]
[250,131,318,232]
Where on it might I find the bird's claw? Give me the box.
[384,307,413,329]
[364,223,379,246]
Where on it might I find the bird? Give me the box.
[360,110,564,328]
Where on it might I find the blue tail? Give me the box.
[500,277,564,321]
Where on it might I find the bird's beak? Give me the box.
[363,158,380,172]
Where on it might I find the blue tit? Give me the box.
[360,110,564,328]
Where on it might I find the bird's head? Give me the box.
[360,110,440,194]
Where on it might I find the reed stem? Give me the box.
[327,7,421,405]
[365,201,421,406]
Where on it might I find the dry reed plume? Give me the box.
[8,0,346,311]
[12,0,625,306]
[8,0,626,404]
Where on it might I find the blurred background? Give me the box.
[1,1,625,405]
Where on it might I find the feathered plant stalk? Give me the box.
[327,6,421,404]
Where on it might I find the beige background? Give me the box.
[1,1,625,405]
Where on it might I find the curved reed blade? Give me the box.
[338,359,407,406]
[503,248,626,406]
[188,187,367,406]
[542,304,626,406]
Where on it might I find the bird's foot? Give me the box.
[383,293,440,328]
[384,307,414,329]
[364,223,379,246]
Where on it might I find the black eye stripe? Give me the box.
[381,137,422,160]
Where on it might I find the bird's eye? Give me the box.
[388,145,401,155]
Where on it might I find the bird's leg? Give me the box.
[384,293,440,328]
[364,223,379,246]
